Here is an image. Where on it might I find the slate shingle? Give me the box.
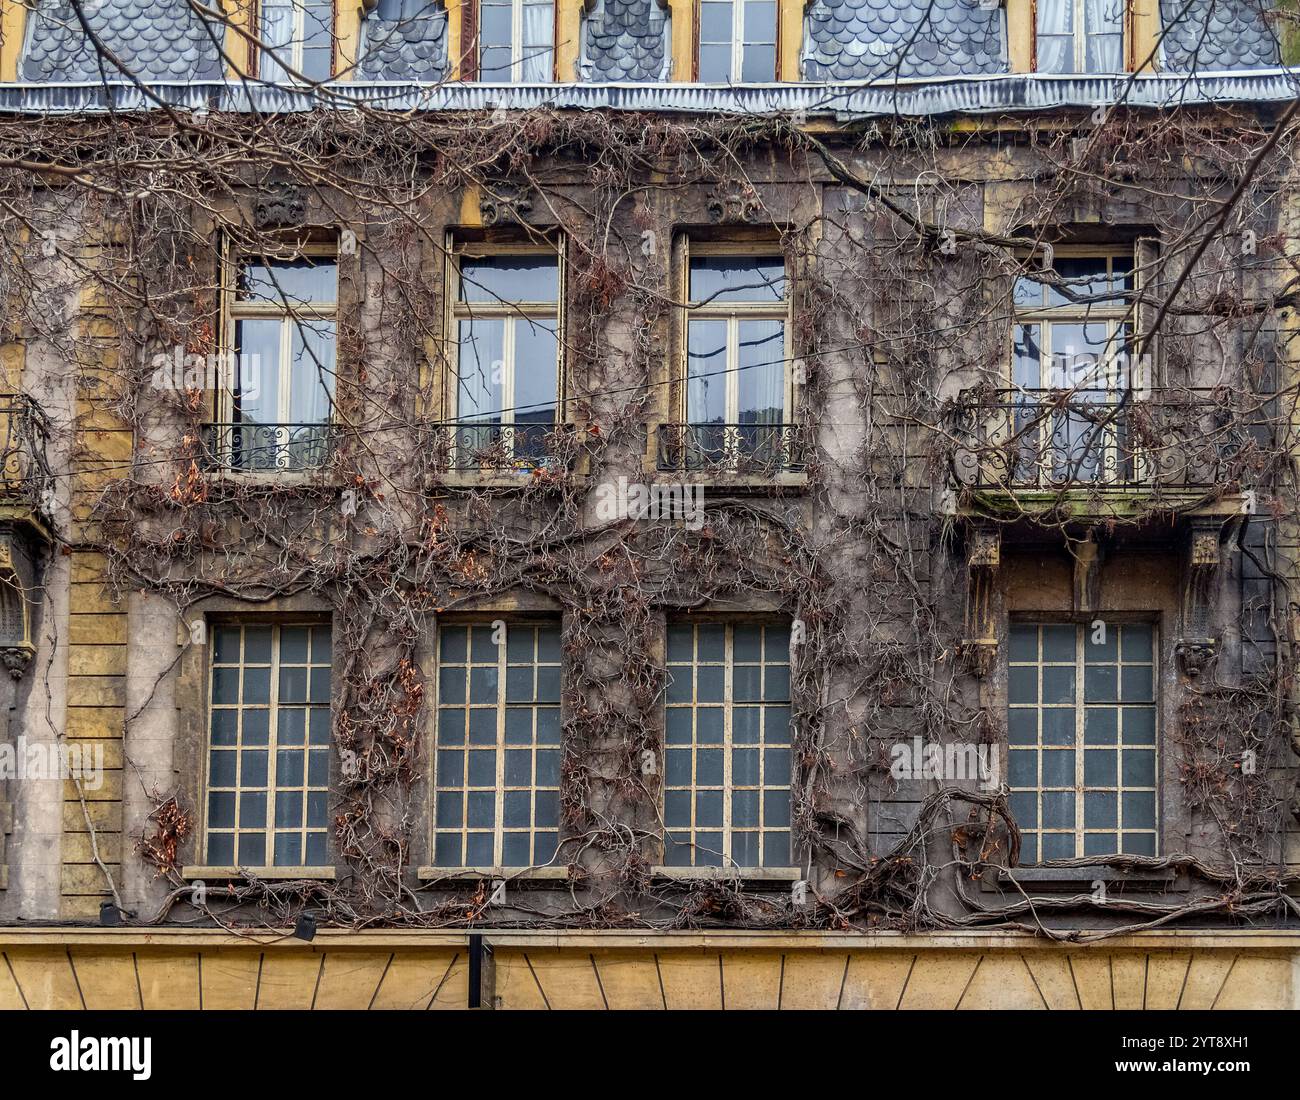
[580,0,670,81]
[801,0,1007,80]
[20,0,223,82]
[1160,0,1281,71]
[357,0,449,81]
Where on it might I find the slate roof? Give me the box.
[1159,0,1281,71]
[20,0,224,82]
[580,0,671,82]
[356,0,449,81]
[802,0,1007,81]
[12,0,1291,87]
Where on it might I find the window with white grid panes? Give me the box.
[433,622,562,869]
[206,623,332,867]
[1007,621,1158,863]
[664,622,792,868]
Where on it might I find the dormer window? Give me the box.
[259,0,335,82]
[1035,0,1124,73]
[697,0,777,82]
[477,0,555,82]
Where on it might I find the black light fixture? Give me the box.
[292,912,317,942]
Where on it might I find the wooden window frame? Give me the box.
[659,619,795,872]
[1007,619,1160,863]
[201,619,334,872]
[430,619,564,873]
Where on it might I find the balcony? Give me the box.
[201,422,336,473]
[0,393,52,509]
[946,388,1276,511]
[655,423,806,478]
[429,421,576,475]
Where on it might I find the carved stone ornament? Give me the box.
[1174,638,1216,679]
[706,182,764,224]
[480,181,534,227]
[0,644,33,680]
[254,182,307,230]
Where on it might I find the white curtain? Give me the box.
[260,0,296,82]
[520,0,554,82]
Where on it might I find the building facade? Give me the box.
[0,0,1296,1009]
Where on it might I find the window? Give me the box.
[450,246,561,466]
[663,622,792,869]
[433,622,562,869]
[679,246,791,468]
[1036,0,1124,73]
[1011,251,1137,483]
[1007,622,1158,863]
[477,0,554,81]
[697,0,777,82]
[259,0,335,82]
[218,250,338,471]
[205,623,333,868]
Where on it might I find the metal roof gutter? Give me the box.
[0,70,1296,117]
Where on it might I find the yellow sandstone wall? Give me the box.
[0,931,1295,1009]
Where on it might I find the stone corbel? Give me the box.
[960,525,1000,678]
[1071,533,1102,616]
[1175,517,1222,679]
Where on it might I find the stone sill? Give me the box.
[990,865,1179,893]
[416,866,569,882]
[652,866,801,884]
[180,865,337,881]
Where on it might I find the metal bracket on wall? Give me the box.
[468,932,496,1009]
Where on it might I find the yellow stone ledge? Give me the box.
[1,928,1299,950]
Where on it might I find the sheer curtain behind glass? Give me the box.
[521,0,554,82]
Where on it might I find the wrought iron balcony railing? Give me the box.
[430,421,572,472]
[0,394,52,508]
[656,423,805,476]
[947,388,1278,494]
[201,422,336,473]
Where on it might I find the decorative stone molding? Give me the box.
[254,182,307,229]
[960,525,1000,678]
[479,181,534,227]
[706,181,764,224]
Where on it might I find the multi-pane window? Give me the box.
[1036,0,1124,73]
[478,0,554,81]
[1007,622,1158,863]
[259,0,335,82]
[683,248,790,466]
[433,622,562,869]
[697,0,777,82]
[222,252,338,471]
[451,248,561,465]
[663,622,792,869]
[205,623,333,867]
[1012,252,1136,483]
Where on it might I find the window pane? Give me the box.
[459,256,558,303]
[663,621,792,868]
[238,259,337,304]
[689,256,785,303]
[1008,621,1158,862]
[205,622,332,867]
[434,621,563,868]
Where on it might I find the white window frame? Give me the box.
[697,0,777,82]
[202,620,333,872]
[660,620,794,872]
[1036,0,1125,74]
[477,0,555,83]
[1007,620,1160,864]
[220,244,338,471]
[678,240,793,468]
[1011,247,1144,484]
[431,621,563,872]
[259,0,336,81]
[446,240,565,465]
